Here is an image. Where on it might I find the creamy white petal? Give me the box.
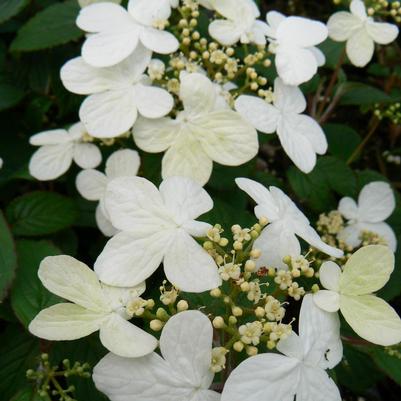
[338,197,358,220]
[29,303,106,340]
[208,20,242,46]
[313,290,341,313]
[274,78,307,114]
[80,89,137,138]
[76,169,107,201]
[139,27,179,54]
[337,224,362,248]
[276,332,303,360]
[105,149,141,179]
[327,12,362,41]
[30,129,71,145]
[96,204,118,237]
[346,28,374,67]
[319,261,341,292]
[134,83,174,119]
[73,143,102,169]
[181,220,212,237]
[128,0,171,26]
[99,313,158,357]
[310,46,326,67]
[350,0,367,19]
[366,21,399,44]
[163,229,221,292]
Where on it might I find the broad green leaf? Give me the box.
[318,38,344,69]
[0,210,17,301]
[6,191,78,236]
[339,82,392,106]
[0,324,40,400]
[10,1,83,52]
[0,75,25,111]
[323,123,361,161]
[11,240,61,327]
[0,0,29,25]
[370,347,401,385]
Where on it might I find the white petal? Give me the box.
[73,143,102,169]
[194,110,259,166]
[76,169,107,201]
[276,331,303,360]
[95,230,170,287]
[160,311,214,388]
[38,255,108,311]
[358,181,395,223]
[182,220,212,237]
[340,245,394,295]
[80,89,137,138]
[327,12,362,41]
[340,294,401,346]
[208,20,241,46]
[346,28,374,67]
[337,224,362,249]
[30,129,70,146]
[164,230,221,292]
[234,95,279,134]
[105,149,141,179]
[134,83,174,119]
[291,114,328,154]
[139,27,179,54]
[29,144,73,181]
[319,261,341,291]
[360,222,397,252]
[350,0,367,19]
[133,116,180,152]
[96,204,118,237]
[310,46,326,67]
[366,21,399,44]
[99,313,157,357]
[313,290,341,313]
[162,134,213,186]
[128,0,171,26]
[159,176,213,223]
[338,197,358,220]
[273,78,306,113]
[29,303,106,340]
[221,354,300,401]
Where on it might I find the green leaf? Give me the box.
[10,1,83,52]
[11,240,61,327]
[10,388,46,401]
[318,38,344,69]
[323,123,361,161]
[6,191,78,236]
[0,210,17,301]
[370,347,401,385]
[0,324,40,400]
[0,0,29,25]
[339,82,392,106]
[0,75,25,111]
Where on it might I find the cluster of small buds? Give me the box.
[239,321,263,346]
[374,102,401,125]
[245,65,269,93]
[317,211,345,235]
[160,281,179,306]
[383,150,401,165]
[26,354,90,401]
[211,347,229,373]
[360,230,388,247]
[385,344,401,359]
[365,0,401,22]
[264,322,292,349]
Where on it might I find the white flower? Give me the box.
[264,11,328,85]
[95,176,222,292]
[76,149,141,237]
[78,0,121,8]
[29,122,101,181]
[208,0,268,46]
[77,0,179,68]
[29,255,157,357]
[133,72,258,185]
[61,45,173,138]
[235,78,328,173]
[337,181,397,251]
[314,245,401,346]
[93,311,221,401]
[222,295,343,401]
[327,0,399,67]
[236,178,343,269]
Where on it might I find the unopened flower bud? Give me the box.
[150,319,164,331]
[228,315,237,325]
[246,346,258,356]
[255,306,265,318]
[213,316,225,329]
[210,288,222,298]
[233,341,244,352]
[240,282,250,292]
[245,260,256,272]
[177,300,189,312]
[232,306,243,316]
[250,249,261,259]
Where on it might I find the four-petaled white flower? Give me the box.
[61,44,173,138]
[76,149,141,237]
[77,0,179,68]
[222,294,343,401]
[95,176,222,293]
[29,122,101,181]
[236,178,343,269]
[264,11,328,85]
[208,0,268,46]
[133,72,258,185]
[314,245,401,346]
[93,310,221,401]
[29,255,157,357]
[328,0,399,67]
[235,77,328,173]
[338,181,397,252]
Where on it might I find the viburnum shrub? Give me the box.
[0,1,401,401]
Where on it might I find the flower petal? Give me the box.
[313,290,341,313]
[319,261,341,291]
[359,222,397,252]
[327,12,362,41]
[29,129,70,146]
[128,0,171,26]
[346,28,374,67]
[139,27,179,54]
[73,143,102,169]
[276,332,303,360]
[105,149,141,179]
[208,20,241,46]
[76,169,107,201]
[99,313,157,357]
[134,83,174,119]
[29,303,105,340]
[163,230,221,292]
[338,197,358,220]
[96,204,118,237]
[340,294,401,346]
[366,21,399,44]
[350,0,367,19]
[337,224,362,249]
[273,77,307,114]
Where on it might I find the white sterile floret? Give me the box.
[236,178,343,269]
[95,176,222,293]
[222,295,343,401]
[327,0,399,67]
[314,245,401,346]
[61,44,173,138]
[76,0,179,67]
[208,0,268,46]
[235,77,328,173]
[133,72,258,185]
[29,122,101,181]
[76,149,141,237]
[29,255,157,357]
[264,11,328,85]
[78,0,121,8]
[337,181,397,252]
[93,311,221,401]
